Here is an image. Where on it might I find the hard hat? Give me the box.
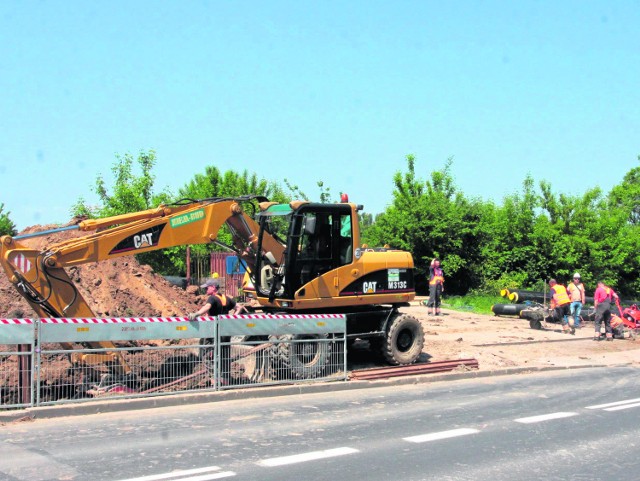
[200,278,220,289]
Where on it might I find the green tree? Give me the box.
[72,150,171,218]
[367,155,484,294]
[608,156,640,225]
[283,178,337,203]
[172,166,290,275]
[0,203,17,236]
[478,175,540,288]
[72,150,174,273]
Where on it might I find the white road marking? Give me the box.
[257,447,359,467]
[514,412,579,424]
[403,428,480,443]
[117,466,235,481]
[585,398,640,410]
[604,402,640,412]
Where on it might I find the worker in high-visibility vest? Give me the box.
[188,278,244,319]
[549,279,573,334]
[427,258,444,316]
[593,281,618,341]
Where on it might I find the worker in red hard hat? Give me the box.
[549,279,573,334]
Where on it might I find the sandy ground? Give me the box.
[388,301,640,372]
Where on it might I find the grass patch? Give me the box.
[443,294,503,315]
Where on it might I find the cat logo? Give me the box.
[133,233,153,249]
[109,224,165,255]
[363,281,377,294]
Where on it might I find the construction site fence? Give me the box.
[0,314,347,410]
[0,319,35,409]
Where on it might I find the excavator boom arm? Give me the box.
[0,196,283,320]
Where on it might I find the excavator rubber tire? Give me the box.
[268,333,332,380]
[381,313,424,365]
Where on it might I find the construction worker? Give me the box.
[567,272,586,328]
[593,281,618,341]
[549,279,573,334]
[427,258,444,316]
[188,278,244,319]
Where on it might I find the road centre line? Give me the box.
[257,447,359,467]
[604,402,640,412]
[117,466,235,481]
[585,398,640,410]
[403,428,480,443]
[514,412,579,424]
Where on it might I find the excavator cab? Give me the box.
[254,202,355,302]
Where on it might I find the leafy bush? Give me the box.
[0,203,17,236]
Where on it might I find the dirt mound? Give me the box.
[0,223,200,319]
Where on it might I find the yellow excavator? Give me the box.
[0,194,423,382]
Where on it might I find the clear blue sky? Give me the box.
[1,1,638,231]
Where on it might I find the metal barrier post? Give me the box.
[17,344,31,405]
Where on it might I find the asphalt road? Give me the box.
[2,366,640,481]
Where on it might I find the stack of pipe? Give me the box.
[501,287,638,307]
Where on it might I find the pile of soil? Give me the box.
[0,223,201,319]
[0,223,205,405]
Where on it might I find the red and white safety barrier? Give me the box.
[219,313,345,320]
[39,316,216,324]
[0,319,34,325]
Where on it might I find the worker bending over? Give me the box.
[593,281,618,341]
[549,279,573,334]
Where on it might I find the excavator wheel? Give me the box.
[381,313,424,365]
[268,334,332,380]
